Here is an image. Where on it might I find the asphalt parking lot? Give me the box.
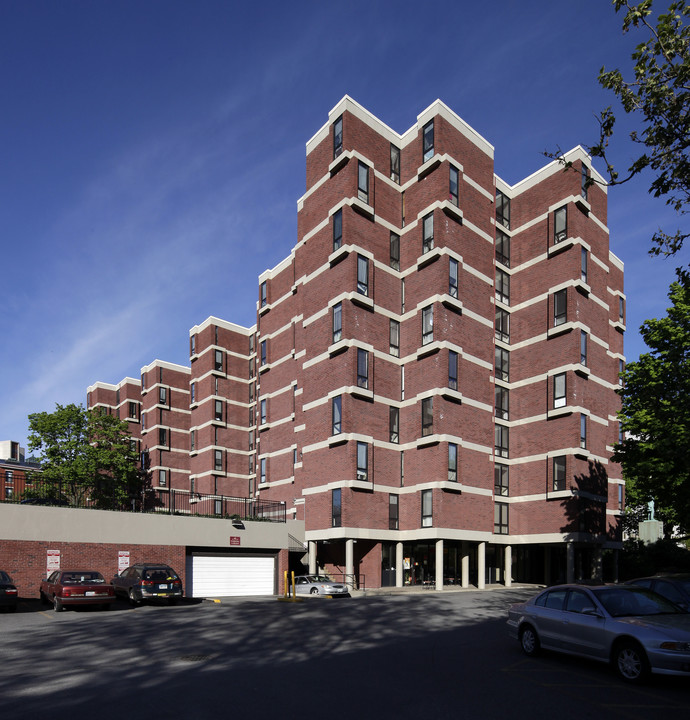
[1,588,689,720]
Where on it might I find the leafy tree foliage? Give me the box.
[26,403,143,509]
[614,275,690,534]
[551,1,690,258]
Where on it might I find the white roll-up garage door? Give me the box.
[187,555,275,597]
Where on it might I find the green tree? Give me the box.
[614,274,690,534]
[553,0,690,258]
[26,403,143,509]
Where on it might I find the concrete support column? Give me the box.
[396,541,404,588]
[435,539,444,590]
[566,543,575,584]
[308,541,317,575]
[593,547,603,582]
[345,539,355,590]
[461,542,470,588]
[477,542,486,589]
[504,545,512,587]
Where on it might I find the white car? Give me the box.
[294,575,350,597]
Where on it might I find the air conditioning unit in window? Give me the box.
[357,471,368,482]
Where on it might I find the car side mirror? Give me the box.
[582,607,602,617]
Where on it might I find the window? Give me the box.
[553,456,566,491]
[422,212,434,254]
[580,330,588,365]
[496,190,510,229]
[5,487,12,500]
[554,206,567,243]
[332,302,342,343]
[422,119,434,162]
[159,386,167,405]
[357,254,369,296]
[581,247,588,282]
[449,165,459,206]
[356,442,368,481]
[448,443,458,482]
[389,494,399,530]
[495,308,510,343]
[141,374,146,391]
[159,428,167,447]
[554,289,567,326]
[332,395,342,435]
[358,161,369,204]
[495,268,510,305]
[494,503,509,534]
[390,232,400,270]
[495,386,509,420]
[389,406,399,443]
[495,463,509,496]
[214,399,223,421]
[260,281,267,308]
[214,449,223,471]
[389,319,400,357]
[421,397,433,436]
[190,430,195,451]
[260,340,267,366]
[357,349,369,389]
[581,164,589,201]
[619,297,625,321]
[449,258,459,298]
[496,230,510,267]
[332,488,342,527]
[333,115,343,158]
[260,457,266,484]
[333,209,342,251]
[214,349,223,372]
[554,373,566,408]
[448,350,458,390]
[400,451,405,487]
[390,144,400,184]
[129,401,138,419]
[190,334,196,355]
[293,449,298,467]
[422,305,433,345]
[141,412,146,431]
[495,347,509,382]
[401,278,405,313]
[5,470,13,485]
[580,414,587,449]
[421,489,433,527]
[495,425,509,458]
[248,430,254,450]
[619,359,625,386]
[260,399,267,424]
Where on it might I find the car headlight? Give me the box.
[660,642,690,651]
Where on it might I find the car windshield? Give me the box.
[61,572,105,584]
[593,587,683,617]
[0,571,12,583]
[143,569,177,581]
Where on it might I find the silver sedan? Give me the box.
[294,575,350,597]
[507,584,690,683]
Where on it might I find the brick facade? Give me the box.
[86,97,625,589]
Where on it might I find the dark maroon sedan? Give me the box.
[39,570,116,612]
[0,570,18,612]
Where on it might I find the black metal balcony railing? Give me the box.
[2,482,286,524]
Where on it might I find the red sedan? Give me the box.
[39,570,116,612]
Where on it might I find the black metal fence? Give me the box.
[3,481,286,523]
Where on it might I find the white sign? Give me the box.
[47,549,60,572]
[118,551,130,573]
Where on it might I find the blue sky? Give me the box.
[1,0,687,450]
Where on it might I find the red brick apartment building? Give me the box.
[88,96,626,590]
[1,440,39,501]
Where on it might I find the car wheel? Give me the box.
[53,596,63,613]
[128,589,140,607]
[613,640,650,683]
[519,625,540,657]
[310,588,319,595]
